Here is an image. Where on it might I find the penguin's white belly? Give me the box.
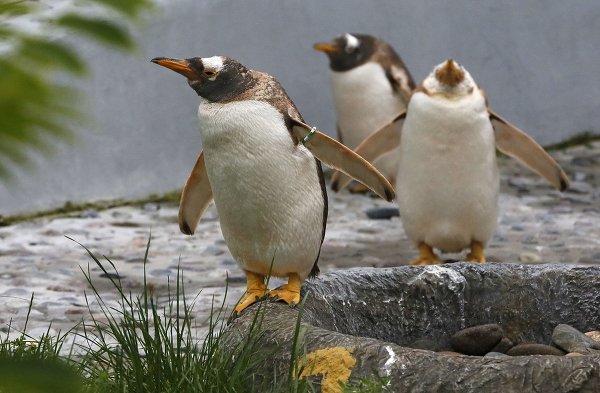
[330,63,405,180]
[198,100,324,279]
[398,95,499,252]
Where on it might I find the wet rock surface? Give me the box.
[364,207,400,220]
[552,324,600,354]
[225,264,600,393]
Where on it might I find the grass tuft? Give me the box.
[0,235,390,392]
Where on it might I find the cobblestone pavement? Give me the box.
[0,141,599,345]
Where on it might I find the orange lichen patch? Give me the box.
[300,347,357,393]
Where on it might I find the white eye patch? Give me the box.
[202,56,224,72]
[344,33,359,53]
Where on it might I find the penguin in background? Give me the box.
[314,33,415,190]
[152,55,395,314]
[332,59,569,265]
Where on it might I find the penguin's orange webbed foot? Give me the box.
[234,271,268,315]
[409,242,441,265]
[234,289,268,314]
[268,273,301,306]
[465,240,486,263]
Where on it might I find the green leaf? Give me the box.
[19,37,87,75]
[0,1,31,17]
[91,0,153,18]
[56,13,134,50]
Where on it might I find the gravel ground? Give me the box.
[0,141,598,345]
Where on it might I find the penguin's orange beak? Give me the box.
[435,59,465,86]
[313,42,339,54]
[151,57,199,80]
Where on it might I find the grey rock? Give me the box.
[357,226,379,234]
[125,256,148,264]
[583,207,600,214]
[484,351,508,358]
[561,194,591,205]
[143,203,160,211]
[450,324,504,355]
[571,156,598,166]
[508,177,533,192]
[365,207,400,220]
[148,269,172,277]
[551,206,574,214]
[110,221,141,228]
[79,209,99,218]
[522,236,539,245]
[204,245,225,256]
[221,258,236,266]
[519,252,542,263]
[552,324,600,354]
[226,275,246,284]
[111,210,132,219]
[99,272,123,280]
[223,264,600,392]
[566,181,593,195]
[1,288,30,296]
[506,343,565,356]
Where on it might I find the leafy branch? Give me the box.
[0,0,153,180]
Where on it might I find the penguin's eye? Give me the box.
[203,70,216,77]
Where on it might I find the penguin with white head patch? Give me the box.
[314,33,415,188]
[332,59,569,264]
[152,55,395,314]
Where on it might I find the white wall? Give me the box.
[2,0,598,216]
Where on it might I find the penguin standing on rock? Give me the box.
[332,59,569,265]
[152,55,395,314]
[314,33,415,188]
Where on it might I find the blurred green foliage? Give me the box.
[0,294,83,393]
[0,0,152,180]
[0,337,84,393]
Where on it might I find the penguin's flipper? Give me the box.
[179,151,213,235]
[489,109,569,191]
[330,112,405,193]
[289,115,395,202]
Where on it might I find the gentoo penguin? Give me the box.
[314,33,415,188]
[152,56,395,314]
[331,59,569,265]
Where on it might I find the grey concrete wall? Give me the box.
[2,0,599,216]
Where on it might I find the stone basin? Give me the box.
[223,264,600,392]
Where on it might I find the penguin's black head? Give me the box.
[313,33,377,72]
[151,55,256,102]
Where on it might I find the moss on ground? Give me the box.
[2,131,598,227]
[543,131,600,151]
[0,189,181,226]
